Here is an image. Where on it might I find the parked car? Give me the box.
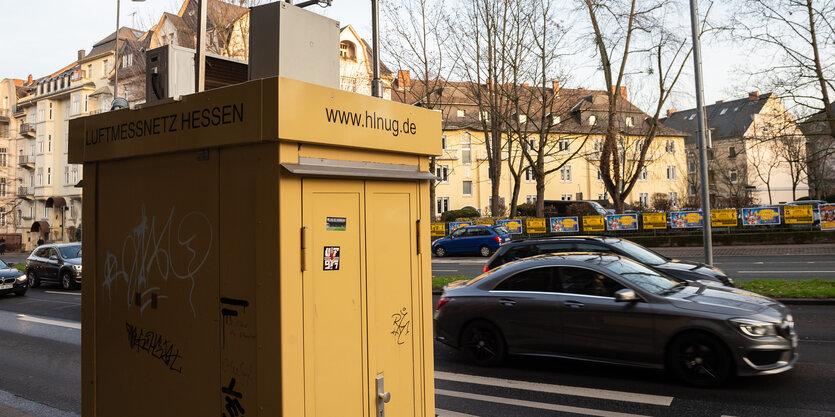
[434,253,798,387]
[484,236,734,286]
[542,200,609,216]
[26,243,82,290]
[432,225,512,257]
[0,258,28,297]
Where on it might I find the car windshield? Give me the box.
[0,259,8,268]
[492,226,510,235]
[602,257,682,294]
[59,245,82,259]
[605,239,667,266]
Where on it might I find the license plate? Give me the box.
[0,283,12,290]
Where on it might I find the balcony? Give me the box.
[13,105,24,117]
[18,155,35,169]
[20,123,35,137]
[18,186,33,199]
[0,109,9,122]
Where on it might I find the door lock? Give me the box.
[375,375,391,417]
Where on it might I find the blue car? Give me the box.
[432,225,512,257]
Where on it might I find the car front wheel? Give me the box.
[461,320,506,366]
[61,271,75,290]
[667,332,733,387]
[434,246,447,257]
[27,271,40,288]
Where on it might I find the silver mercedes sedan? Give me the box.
[434,253,798,387]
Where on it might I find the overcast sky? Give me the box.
[0,0,753,112]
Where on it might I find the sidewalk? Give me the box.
[650,243,835,258]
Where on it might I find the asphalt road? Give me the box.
[432,253,835,281]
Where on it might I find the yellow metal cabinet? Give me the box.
[69,77,440,416]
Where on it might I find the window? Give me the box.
[634,139,644,154]
[0,178,5,197]
[597,167,603,182]
[665,140,675,154]
[561,194,573,200]
[639,193,649,208]
[588,115,597,125]
[688,114,696,120]
[436,197,450,214]
[526,195,537,204]
[598,193,608,200]
[72,94,80,114]
[87,64,92,78]
[339,41,356,59]
[49,103,53,119]
[43,203,50,219]
[38,107,44,122]
[729,169,738,184]
[669,192,679,207]
[441,134,447,150]
[463,181,473,196]
[728,146,737,159]
[122,54,133,68]
[103,59,109,74]
[558,137,570,152]
[688,160,696,174]
[461,132,472,165]
[551,115,561,125]
[0,148,6,167]
[48,135,52,152]
[479,111,489,121]
[689,183,697,196]
[518,114,527,123]
[65,166,70,184]
[526,138,538,152]
[558,267,625,297]
[69,200,76,219]
[494,267,556,292]
[666,165,676,181]
[708,170,715,183]
[38,135,44,154]
[625,116,634,127]
[523,167,535,182]
[71,165,79,183]
[47,167,51,185]
[457,109,465,118]
[560,165,572,182]
[707,149,714,160]
[720,108,728,115]
[435,165,449,184]
[0,207,5,227]
[639,166,648,181]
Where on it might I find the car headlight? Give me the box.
[730,318,778,337]
[15,275,27,282]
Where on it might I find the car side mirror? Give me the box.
[615,289,639,302]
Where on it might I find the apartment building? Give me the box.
[663,92,809,206]
[0,77,36,247]
[391,74,689,217]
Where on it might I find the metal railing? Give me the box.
[18,186,32,196]
[18,155,34,165]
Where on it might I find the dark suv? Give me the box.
[26,243,82,290]
[485,236,733,286]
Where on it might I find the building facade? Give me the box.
[664,92,809,206]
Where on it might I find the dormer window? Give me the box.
[625,116,634,127]
[551,115,561,125]
[588,115,597,125]
[457,109,466,118]
[340,41,356,59]
[720,108,728,115]
[518,114,527,123]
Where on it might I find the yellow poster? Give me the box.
[711,209,738,227]
[642,212,667,230]
[583,215,605,232]
[430,223,446,237]
[526,218,547,234]
[476,219,495,225]
[784,205,813,224]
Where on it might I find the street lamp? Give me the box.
[111,0,145,111]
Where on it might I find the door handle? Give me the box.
[499,298,516,307]
[376,375,391,417]
[564,301,584,308]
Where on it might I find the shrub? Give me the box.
[517,203,537,217]
[440,208,480,222]
[651,193,671,211]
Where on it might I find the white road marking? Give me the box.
[435,408,480,417]
[17,314,81,329]
[736,270,835,274]
[434,269,460,272]
[435,371,672,406]
[45,291,81,296]
[435,389,651,417]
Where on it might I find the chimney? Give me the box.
[27,74,33,84]
[485,77,492,90]
[521,83,529,87]
[666,109,677,117]
[715,100,724,104]
[748,91,760,101]
[78,49,86,61]
[612,85,627,99]
[552,81,560,92]
[396,70,410,89]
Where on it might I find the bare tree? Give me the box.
[382,0,458,220]
[733,0,835,189]
[747,139,781,204]
[579,0,697,213]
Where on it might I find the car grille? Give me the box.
[1,278,14,284]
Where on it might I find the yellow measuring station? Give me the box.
[69,76,441,416]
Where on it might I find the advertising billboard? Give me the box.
[670,211,703,228]
[711,209,738,227]
[448,221,472,232]
[784,205,813,224]
[525,218,547,234]
[496,219,524,234]
[430,223,446,237]
[821,205,835,230]
[549,217,580,233]
[642,212,667,230]
[742,207,781,226]
[605,214,639,231]
[583,215,605,232]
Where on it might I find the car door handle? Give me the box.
[564,301,584,309]
[499,298,516,307]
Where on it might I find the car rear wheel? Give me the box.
[461,321,506,366]
[479,245,492,257]
[667,332,732,387]
[27,271,40,288]
[61,271,75,290]
[435,246,447,257]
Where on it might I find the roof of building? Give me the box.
[86,27,144,58]
[661,92,775,144]
[799,101,835,136]
[390,78,687,137]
